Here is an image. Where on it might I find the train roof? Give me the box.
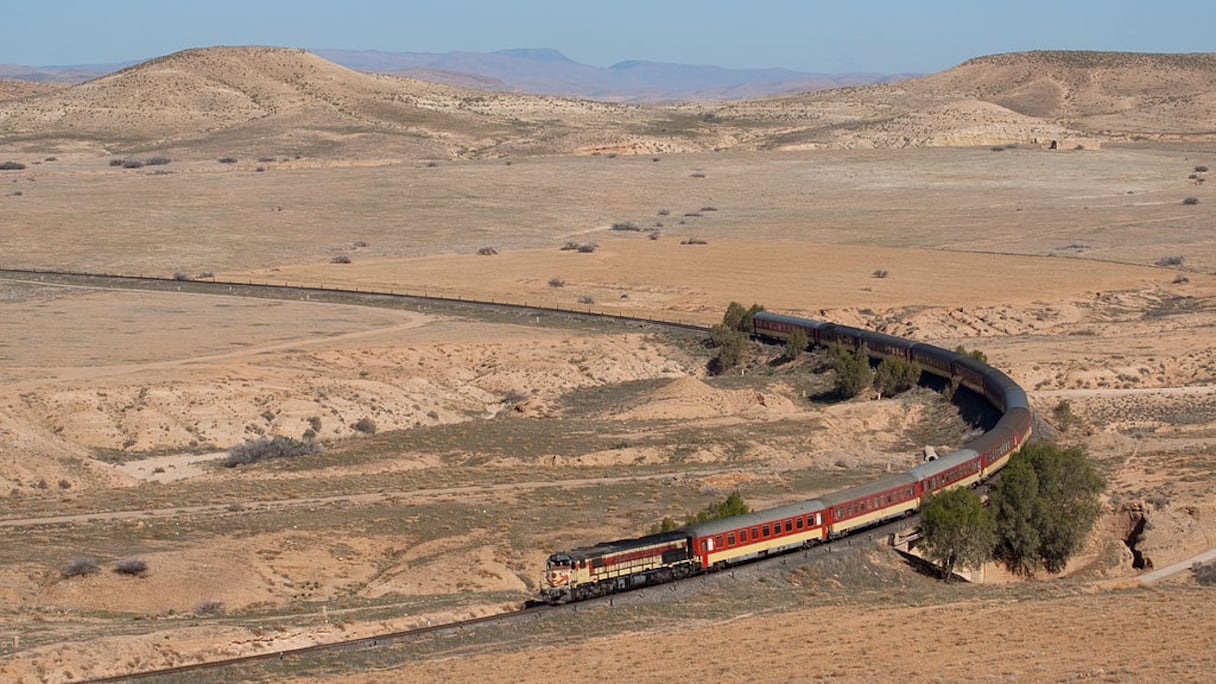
[817,471,919,508]
[753,311,827,329]
[560,529,690,561]
[686,498,826,537]
[906,448,980,480]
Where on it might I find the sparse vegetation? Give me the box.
[872,269,890,279]
[653,491,750,532]
[680,237,708,245]
[1194,559,1216,586]
[195,600,226,616]
[1052,399,1077,432]
[1156,255,1185,267]
[217,157,238,164]
[0,161,26,171]
[783,327,809,362]
[874,356,921,396]
[62,557,100,578]
[575,243,598,253]
[477,246,499,255]
[225,436,321,467]
[1195,165,1209,173]
[577,295,595,305]
[121,159,144,169]
[330,255,352,264]
[1182,197,1199,205]
[825,342,873,398]
[954,345,988,363]
[351,417,377,435]
[611,221,642,232]
[113,558,148,576]
[548,277,566,288]
[145,156,171,166]
[172,271,193,281]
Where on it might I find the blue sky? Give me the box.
[6,0,1213,73]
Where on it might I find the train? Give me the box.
[540,310,1032,604]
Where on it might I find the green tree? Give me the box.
[874,356,922,396]
[721,301,764,333]
[954,345,988,364]
[919,487,995,581]
[989,443,1105,576]
[826,342,873,398]
[707,323,747,374]
[687,491,751,524]
[783,327,809,361]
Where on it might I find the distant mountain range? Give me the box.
[0,47,911,102]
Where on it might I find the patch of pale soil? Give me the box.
[353,589,1216,683]
[114,451,227,482]
[610,376,800,421]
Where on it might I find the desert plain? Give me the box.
[1,47,1215,682]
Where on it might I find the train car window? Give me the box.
[796,517,804,530]
[715,535,724,549]
[762,525,770,537]
[727,533,736,546]
[701,540,709,552]
[752,527,759,539]
[784,520,792,533]
[740,529,748,542]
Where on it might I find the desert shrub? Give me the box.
[657,208,670,216]
[548,277,565,288]
[1156,255,1184,267]
[145,156,171,166]
[217,157,238,164]
[1173,274,1190,284]
[684,491,750,525]
[560,241,580,251]
[1194,560,1216,586]
[700,206,718,212]
[1052,399,1077,431]
[122,159,144,169]
[681,237,708,245]
[1195,165,1209,173]
[62,557,99,578]
[195,600,226,615]
[991,146,1005,152]
[197,271,214,279]
[172,271,192,281]
[872,269,889,278]
[255,166,266,172]
[689,172,706,178]
[307,416,322,432]
[611,221,642,232]
[683,212,702,217]
[108,159,125,167]
[330,255,352,264]
[351,417,377,434]
[575,243,598,253]
[45,156,57,162]
[0,161,26,171]
[648,231,660,240]
[477,246,499,255]
[225,436,321,467]
[874,356,921,396]
[8,190,23,197]
[826,342,873,398]
[707,324,747,374]
[954,345,988,363]
[258,156,275,163]
[1182,197,1199,205]
[577,294,595,305]
[353,240,368,248]
[783,327,809,361]
[114,558,148,576]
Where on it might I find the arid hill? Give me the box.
[1,47,1214,159]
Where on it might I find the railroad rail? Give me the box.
[1,266,1016,681]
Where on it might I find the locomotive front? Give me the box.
[541,552,575,604]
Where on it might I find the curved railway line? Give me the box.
[1,267,1031,681]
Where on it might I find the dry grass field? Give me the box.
[1,47,1215,682]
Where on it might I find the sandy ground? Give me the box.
[2,144,1215,682]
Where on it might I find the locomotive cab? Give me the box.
[541,553,574,603]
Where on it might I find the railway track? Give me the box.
[0,267,981,681]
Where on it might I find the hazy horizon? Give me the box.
[6,0,1214,74]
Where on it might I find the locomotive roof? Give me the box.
[686,498,826,537]
[561,529,689,561]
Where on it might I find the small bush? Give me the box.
[62,557,99,578]
[648,231,660,240]
[611,221,642,232]
[689,172,706,178]
[1182,197,1199,205]
[560,241,580,251]
[225,436,321,467]
[352,417,377,434]
[1156,255,1184,267]
[353,240,368,248]
[145,156,171,166]
[680,237,708,245]
[657,208,670,216]
[108,159,125,167]
[122,159,145,169]
[575,243,598,253]
[217,157,238,164]
[258,156,275,163]
[1195,165,1209,173]
[577,295,596,305]
[872,269,890,278]
[1195,560,1216,586]
[114,558,148,576]
[197,271,214,279]
[477,246,499,255]
[172,271,193,281]
[1173,274,1190,284]
[991,146,1005,152]
[700,206,718,212]
[195,600,226,615]
[0,161,26,171]
[548,277,566,288]
[330,255,352,264]
[255,166,266,172]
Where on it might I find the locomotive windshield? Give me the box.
[547,553,572,568]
